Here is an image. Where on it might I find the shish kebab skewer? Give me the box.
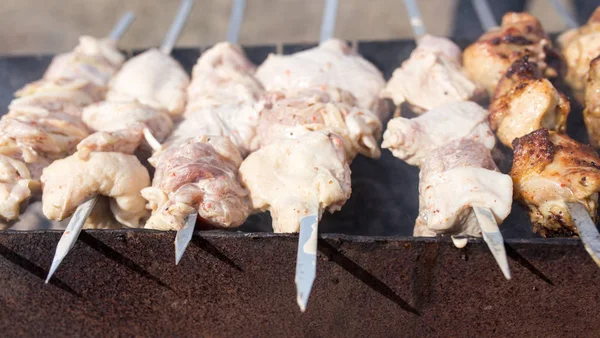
[294,0,338,313]
[240,0,383,312]
[0,13,135,227]
[389,0,511,279]
[45,0,195,283]
[172,0,249,265]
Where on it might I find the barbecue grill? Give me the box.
[1,39,599,336]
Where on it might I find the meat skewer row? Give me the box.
[43,0,194,283]
[142,3,260,264]
[0,13,134,227]
[382,0,513,279]
[511,129,600,266]
[471,4,600,265]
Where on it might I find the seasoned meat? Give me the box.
[44,36,124,99]
[256,88,381,160]
[255,39,387,121]
[584,56,600,147]
[10,79,96,117]
[239,130,351,233]
[142,135,249,231]
[415,139,513,237]
[41,151,150,227]
[511,129,600,237]
[0,155,35,222]
[76,126,144,160]
[382,101,495,167]
[381,35,485,112]
[558,7,600,103]
[107,49,189,116]
[169,42,264,156]
[489,57,569,148]
[463,12,564,96]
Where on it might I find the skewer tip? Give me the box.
[174,213,198,265]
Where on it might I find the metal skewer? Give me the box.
[108,11,136,41]
[46,0,195,283]
[45,11,138,283]
[402,0,511,280]
[567,202,600,267]
[402,0,426,40]
[174,0,245,265]
[294,0,339,313]
[550,0,579,30]
[470,0,498,31]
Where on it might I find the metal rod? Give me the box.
[471,0,498,31]
[160,0,196,55]
[46,198,97,283]
[402,0,426,39]
[567,202,600,267]
[550,0,579,29]
[226,0,247,44]
[296,214,319,312]
[473,207,511,280]
[175,213,198,265]
[108,11,136,41]
[320,0,339,42]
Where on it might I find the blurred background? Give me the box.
[0,0,597,55]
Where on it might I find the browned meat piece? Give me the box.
[585,56,600,147]
[558,7,600,103]
[463,12,564,96]
[142,135,250,231]
[511,129,600,237]
[489,57,569,148]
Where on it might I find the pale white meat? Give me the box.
[255,39,387,121]
[10,79,95,118]
[169,42,265,156]
[0,155,35,221]
[382,101,495,167]
[142,135,249,231]
[76,126,144,160]
[239,129,351,233]
[414,139,513,237]
[44,36,125,92]
[41,151,150,227]
[256,88,381,160]
[107,48,189,116]
[381,35,483,112]
[82,100,173,143]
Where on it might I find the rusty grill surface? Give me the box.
[0,40,599,337]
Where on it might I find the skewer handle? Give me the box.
[470,0,498,32]
[227,0,247,44]
[549,0,579,30]
[160,0,196,55]
[108,11,136,41]
[320,0,339,43]
[402,0,426,39]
